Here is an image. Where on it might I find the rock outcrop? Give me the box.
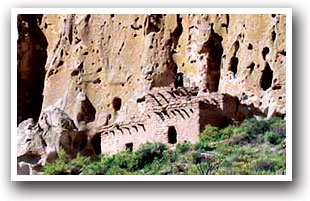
[17,14,286,173]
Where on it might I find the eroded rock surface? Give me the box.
[36,14,285,128]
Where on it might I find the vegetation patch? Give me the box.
[43,117,286,175]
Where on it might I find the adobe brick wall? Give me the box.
[100,101,200,154]
[98,87,256,155]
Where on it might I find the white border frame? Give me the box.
[11,8,292,181]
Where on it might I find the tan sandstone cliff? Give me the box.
[17,14,286,174]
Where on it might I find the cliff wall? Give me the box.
[33,14,285,130]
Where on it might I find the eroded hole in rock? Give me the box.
[91,133,101,155]
[279,50,286,56]
[233,40,240,53]
[137,96,146,103]
[125,143,133,151]
[17,14,48,124]
[260,62,273,91]
[168,126,177,144]
[112,97,122,112]
[228,57,239,76]
[247,62,255,74]
[262,47,270,60]
[145,14,163,35]
[93,78,101,84]
[199,24,223,92]
[77,95,96,124]
[85,14,91,23]
[248,43,253,50]
[96,67,102,72]
[272,85,282,90]
[174,72,184,88]
[271,31,276,41]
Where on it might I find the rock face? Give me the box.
[34,14,285,127]
[17,14,286,172]
[17,14,47,124]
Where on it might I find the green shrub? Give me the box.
[176,141,192,153]
[103,151,139,174]
[185,161,218,175]
[42,117,286,175]
[136,142,168,167]
[80,161,106,175]
[220,125,236,139]
[69,153,92,174]
[194,140,214,152]
[270,118,286,138]
[43,148,69,175]
[200,125,222,142]
[265,131,281,145]
[236,118,270,136]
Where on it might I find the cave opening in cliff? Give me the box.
[260,62,273,91]
[168,126,177,144]
[112,97,122,112]
[199,24,223,92]
[228,57,239,76]
[91,133,102,155]
[77,96,96,124]
[174,72,184,88]
[17,14,48,124]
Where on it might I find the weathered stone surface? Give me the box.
[37,14,285,130]
[17,15,47,124]
[17,105,90,174]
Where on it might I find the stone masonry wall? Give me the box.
[98,87,255,154]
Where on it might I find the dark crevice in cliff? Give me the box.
[260,62,273,91]
[170,14,183,50]
[149,15,183,89]
[112,97,122,112]
[77,96,96,124]
[228,57,239,76]
[91,133,102,155]
[144,14,163,35]
[199,24,223,92]
[17,14,48,124]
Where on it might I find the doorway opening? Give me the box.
[168,126,177,144]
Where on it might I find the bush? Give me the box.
[69,153,92,174]
[236,118,270,136]
[80,160,106,175]
[43,148,69,175]
[42,117,286,175]
[176,141,192,153]
[270,118,286,138]
[220,125,236,139]
[136,142,168,167]
[265,131,281,145]
[185,162,218,175]
[194,140,214,152]
[200,125,221,142]
[105,151,139,170]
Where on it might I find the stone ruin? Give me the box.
[93,87,259,155]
